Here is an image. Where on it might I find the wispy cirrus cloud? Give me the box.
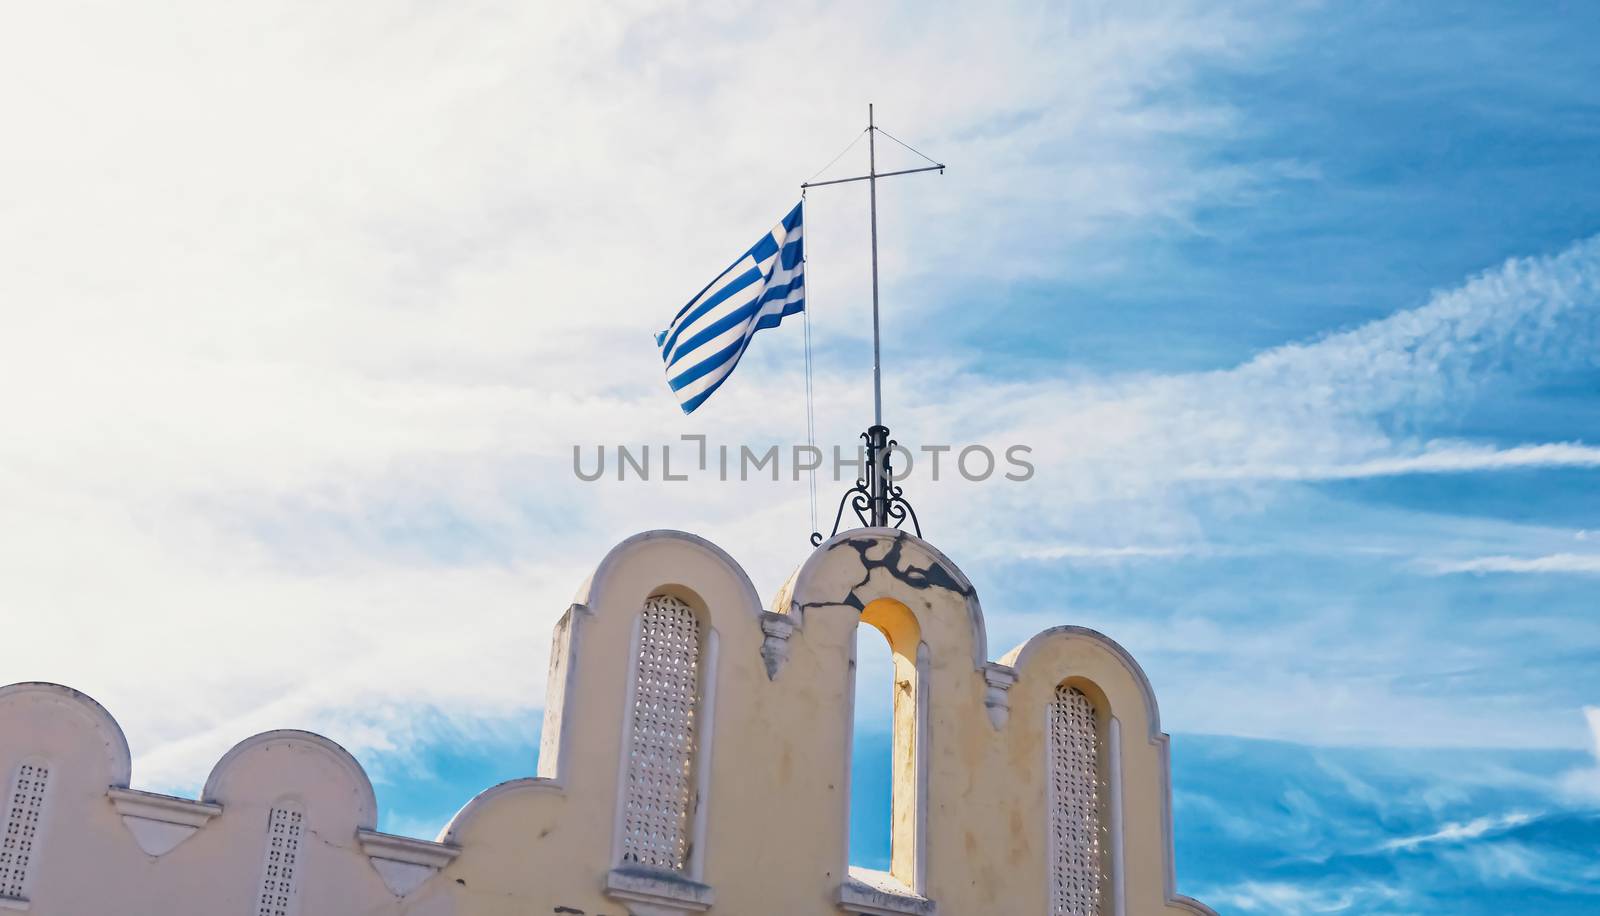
[1558,707,1600,801]
[1179,442,1600,482]
[0,0,1303,791]
[931,232,1600,574]
[1206,879,1407,915]
[3,0,1599,807]
[979,231,1600,481]
[5,7,1600,911]
[1425,553,1600,576]
[1381,811,1539,852]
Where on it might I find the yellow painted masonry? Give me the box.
[0,528,1215,916]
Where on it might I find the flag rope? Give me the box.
[797,126,868,538]
[801,190,819,536]
[873,125,942,168]
[806,129,869,185]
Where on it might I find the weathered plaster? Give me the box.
[0,529,1213,916]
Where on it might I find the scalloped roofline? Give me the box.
[998,624,1163,740]
[0,530,1215,915]
[0,681,133,787]
[437,776,563,844]
[202,728,379,827]
[777,527,990,670]
[575,528,764,619]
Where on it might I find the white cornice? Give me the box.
[107,787,221,857]
[356,829,461,897]
[108,788,221,827]
[604,867,714,916]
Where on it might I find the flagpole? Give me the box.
[801,106,944,544]
[869,103,883,431]
[865,104,890,528]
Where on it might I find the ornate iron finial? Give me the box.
[810,425,922,546]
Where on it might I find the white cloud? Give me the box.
[0,0,1302,790]
[915,232,1600,585]
[962,231,1600,490]
[2,0,1599,794]
[1435,841,1600,893]
[1181,442,1600,482]
[1209,879,1405,915]
[1381,811,1537,852]
[1557,707,1600,801]
[1588,707,1600,762]
[1425,553,1600,576]
[1015,543,1209,561]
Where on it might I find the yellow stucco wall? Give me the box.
[0,528,1214,916]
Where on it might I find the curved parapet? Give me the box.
[202,728,379,828]
[999,625,1163,739]
[1171,892,1222,915]
[999,625,1216,916]
[0,681,133,789]
[440,527,780,914]
[540,528,766,784]
[775,528,989,671]
[437,776,563,844]
[574,528,764,621]
[0,529,1216,915]
[0,686,448,907]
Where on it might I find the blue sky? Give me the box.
[3,2,1599,913]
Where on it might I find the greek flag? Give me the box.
[656,202,805,414]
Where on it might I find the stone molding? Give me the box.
[107,787,221,857]
[759,610,795,679]
[603,866,714,916]
[836,867,937,916]
[356,829,461,897]
[980,662,1018,729]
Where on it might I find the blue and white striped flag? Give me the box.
[656,202,805,414]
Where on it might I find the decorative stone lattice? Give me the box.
[1048,685,1102,916]
[620,594,702,872]
[255,804,304,916]
[0,762,49,900]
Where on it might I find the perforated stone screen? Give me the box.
[1048,685,1102,916]
[255,804,304,916]
[619,593,702,872]
[0,762,49,900]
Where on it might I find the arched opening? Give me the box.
[849,624,894,871]
[847,598,927,893]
